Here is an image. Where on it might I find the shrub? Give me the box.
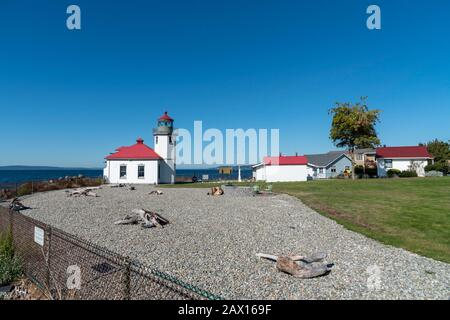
[354,165,364,175]
[399,170,418,178]
[425,170,444,177]
[0,230,22,286]
[354,165,378,178]
[387,169,401,178]
[17,182,32,196]
[425,163,449,175]
[365,167,378,177]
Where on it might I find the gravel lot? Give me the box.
[16,185,450,299]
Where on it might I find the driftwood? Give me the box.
[256,252,333,279]
[115,208,170,229]
[9,198,31,211]
[207,186,224,196]
[110,184,126,188]
[149,190,163,195]
[66,187,100,197]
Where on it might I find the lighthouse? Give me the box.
[153,111,176,184]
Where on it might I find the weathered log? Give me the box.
[207,186,224,196]
[256,252,333,279]
[110,184,126,188]
[9,198,31,211]
[66,187,100,197]
[276,256,333,279]
[116,209,170,228]
[149,190,163,195]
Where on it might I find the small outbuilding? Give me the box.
[252,156,309,182]
[376,146,433,177]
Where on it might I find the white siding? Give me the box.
[154,134,176,184]
[377,158,428,177]
[104,160,159,184]
[253,165,308,182]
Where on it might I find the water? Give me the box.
[0,169,104,185]
[176,168,253,181]
[0,168,253,186]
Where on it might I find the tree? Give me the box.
[329,97,381,179]
[421,139,450,164]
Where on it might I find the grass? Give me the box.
[162,177,450,263]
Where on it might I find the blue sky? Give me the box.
[1,0,449,167]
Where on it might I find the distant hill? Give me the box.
[0,165,101,171]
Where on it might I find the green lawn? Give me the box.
[163,178,450,263]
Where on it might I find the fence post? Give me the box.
[122,256,131,300]
[45,226,53,291]
[9,209,13,235]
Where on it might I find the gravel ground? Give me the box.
[15,185,450,300]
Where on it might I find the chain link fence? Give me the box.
[0,207,222,300]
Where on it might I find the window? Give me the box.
[169,136,172,144]
[138,165,145,179]
[155,136,158,144]
[356,154,363,161]
[319,168,324,174]
[120,165,127,179]
[331,166,336,173]
[385,159,393,168]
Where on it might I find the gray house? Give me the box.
[305,151,352,179]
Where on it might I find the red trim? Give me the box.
[158,111,173,121]
[106,138,162,160]
[376,146,432,158]
[263,156,308,166]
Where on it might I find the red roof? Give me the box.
[376,146,432,159]
[158,111,173,121]
[263,156,308,166]
[106,138,162,160]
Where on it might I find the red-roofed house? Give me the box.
[376,146,433,177]
[103,112,176,184]
[252,155,309,182]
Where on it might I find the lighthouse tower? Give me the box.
[153,112,176,184]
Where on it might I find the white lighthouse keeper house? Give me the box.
[103,112,176,184]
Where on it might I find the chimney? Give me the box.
[295,152,298,156]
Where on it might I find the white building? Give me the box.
[252,156,309,182]
[376,146,433,177]
[103,112,176,184]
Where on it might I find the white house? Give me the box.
[252,156,309,182]
[103,112,176,184]
[376,146,433,177]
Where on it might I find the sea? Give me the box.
[0,168,253,187]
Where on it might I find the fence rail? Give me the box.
[0,207,222,300]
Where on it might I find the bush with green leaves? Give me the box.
[355,165,378,178]
[0,230,22,286]
[399,170,418,178]
[425,163,449,175]
[387,169,401,178]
